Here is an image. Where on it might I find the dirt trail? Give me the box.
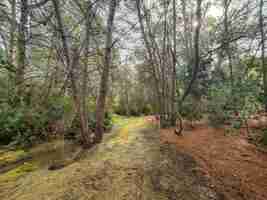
[161,126,267,200]
[1,117,221,200]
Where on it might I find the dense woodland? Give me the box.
[0,0,267,148]
[2,1,267,200]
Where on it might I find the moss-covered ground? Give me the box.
[0,116,220,200]
[0,150,28,167]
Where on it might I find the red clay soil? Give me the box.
[160,124,267,200]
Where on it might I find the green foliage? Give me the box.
[180,96,203,121]
[87,111,113,131]
[0,48,5,62]
[104,112,113,130]
[141,104,153,115]
[0,103,50,146]
[67,111,113,138]
[114,102,152,116]
[111,114,130,126]
[0,162,37,183]
[262,129,267,146]
[44,96,72,121]
[206,83,232,126]
[0,95,72,146]
[207,78,260,127]
[232,120,242,129]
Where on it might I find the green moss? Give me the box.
[109,117,146,145]
[112,114,129,126]
[112,114,142,126]
[0,162,37,183]
[0,150,28,166]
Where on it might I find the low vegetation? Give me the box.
[1,0,267,199]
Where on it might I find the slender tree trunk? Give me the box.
[223,0,234,92]
[260,0,267,111]
[181,0,191,63]
[95,0,117,143]
[71,51,92,148]
[81,2,93,145]
[171,0,177,125]
[180,0,202,103]
[16,0,29,95]
[52,0,70,67]
[136,0,161,113]
[52,0,92,148]
[8,0,16,65]
[6,0,17,102]
[162,0,168,118]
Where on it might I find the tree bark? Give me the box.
[171,0,177,125]
[81,1,93,145]
[8,0,16,65]
[52,0,93,148]
[16,0,29,95]
[260,0,267,111]
[223,0,234,92]
[95,0,117,143]
[181,0,191,63]
[136,0,161,113]
[180,0,202,103]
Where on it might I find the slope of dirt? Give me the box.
[2,118,221,200]
[161,126,267,200]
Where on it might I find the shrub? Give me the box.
[180,96,203,122]
[104,112,113,130]
[206,83,232,127]
[262,129,267,146]
[141,104,153,115]
[67,111,113,138]
[0,104,50,146]
[0,104,24,145]
[0,95,70,146]
[206,79,260,127]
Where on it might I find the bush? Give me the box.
[104,112,113,130]
[180,96,203,122]
[262,130,267,146]
[206,79,260,127]
[0,105,23,145]
[114,104,152,116]
[141,104,153,115]
[67,111,113,138]
[206,83,232,127]
[0,95,69,146]
[0,104,50,146]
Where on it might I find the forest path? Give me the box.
[3,117,220,200]
[161,125,267,200]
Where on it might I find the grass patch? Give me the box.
[110,117,146,145]
[0,162,37,183]
[0,150,29,167]
[111,114,138,127]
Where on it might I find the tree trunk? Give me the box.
[95,0,117,143]
[181,0,191,63]
[52,0,93,148]
[180,0,202,103]
[260,0,267,111]
[223,0,234,92]
[81,1,93,145]
[8,0,16,65]
[136,0,161,112]
[171,0,177,125]
[16,0,29,95]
